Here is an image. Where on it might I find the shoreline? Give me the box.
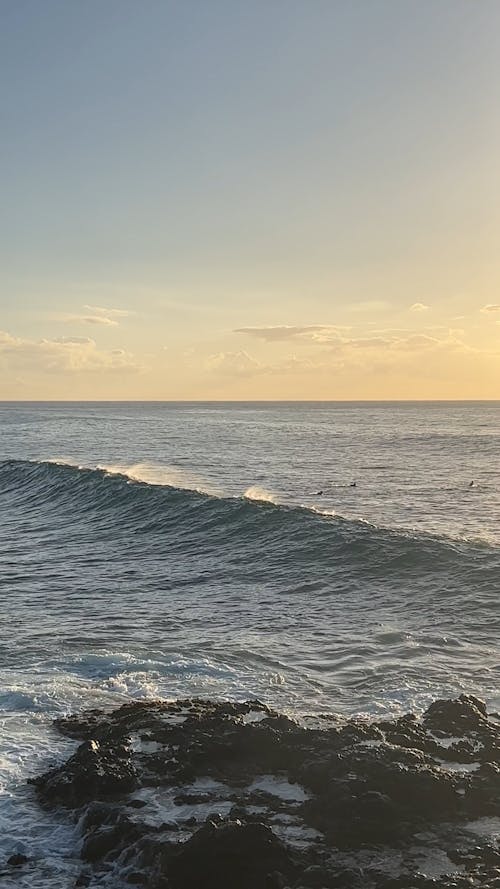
[8,693,499,888]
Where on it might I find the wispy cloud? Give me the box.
[203,322,484,390]
[234,325,346,344]
[481,304,500,313]
[207,351,266,377]
[409,302,429,312]
[0,329,141,374]
[83,304,131,319]
[236,323,468,354]
[235,325,323,342]
[63,313,119,326]
[233,323,473,366]
[57,304,132,326]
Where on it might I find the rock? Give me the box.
[30,738,137,807]
[7,853,28,866]
[423,695,488,735]
[81,825,119,862]
[82,815,144,863]
[167,820,295,889]
[27,696,500,889]
[301,864,332,886]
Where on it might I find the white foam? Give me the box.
[43,457,85,470]
[129,735,163,754]
[271,821,323,848]
[240,710,268,724]
[96,461,222,496]
[248,776,309,802]
[436,760,480,773]
[0,712,80,888]
[129,780,234,828]
[464,816,500,841]
[429,733,484,752]
[243,486,278,504]
[432,736,463,748]
[410,848,464,878]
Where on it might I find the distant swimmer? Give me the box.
[313,490,324,496]
[350,481,357,487]
[469,480,474,487]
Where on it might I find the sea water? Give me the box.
[0,401,499,884]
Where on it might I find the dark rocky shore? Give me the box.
[20,695,500,887]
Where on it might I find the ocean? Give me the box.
[0,400,499,886]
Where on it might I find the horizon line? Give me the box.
[1,399,499,405]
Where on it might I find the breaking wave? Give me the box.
[0,459,498,585]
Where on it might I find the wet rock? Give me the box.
[128,798,148,809]
[80,800,121,830]
[167,819,295,889]
[126,872,149,885]
[30,738,137,806]
[81,825,122,862]
[423,695,488,735]
[7,852,28,866]
[29,696,500,889]
[300,864,335,886]
[81,814,144,862]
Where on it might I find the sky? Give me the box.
[1,0,499,400]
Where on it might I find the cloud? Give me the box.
[409,303,429,312]
[200,321,485,392]
[342,330,469,356]
[231,323,475,374]
[340,336,393,350]
[481,304,500,313]
[236,325,323,342]
[235,325,346,344]
[392,333,441,351]
[83,304,131,318]
[67,314,119,326]
[207,351,267,377]
[236,322,470,356]
[58,304,132,326]
[267,355,328,375]
[51,336,96,345]
[235,325,456,352]
[0,329,141,375]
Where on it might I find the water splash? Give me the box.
[243,485,278,504]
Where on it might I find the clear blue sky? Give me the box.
[1,0,499,398]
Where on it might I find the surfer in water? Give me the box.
[313,481,356,494]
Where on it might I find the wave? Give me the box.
[95,461,222,497]
[243,485,279,504]
[0,459,498,583]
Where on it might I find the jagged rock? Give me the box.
[28,696,500,889]
[423,694,488,735]
[29,738,137,806]
[167,820,294,889]
[7,853,28,866]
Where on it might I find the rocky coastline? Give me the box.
[13,695,500,887]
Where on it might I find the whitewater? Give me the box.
[0,401,499,885]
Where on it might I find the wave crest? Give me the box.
[0,460,497,581]
[243,485,278,504]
